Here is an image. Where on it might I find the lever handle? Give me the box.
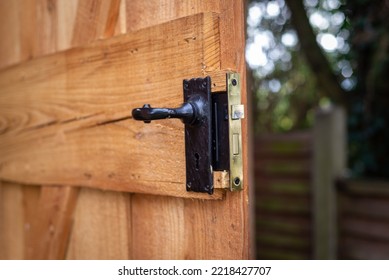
[132,102,197,124]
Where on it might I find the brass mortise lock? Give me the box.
[132,73,244,194]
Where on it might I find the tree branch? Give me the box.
[285,0,346,105]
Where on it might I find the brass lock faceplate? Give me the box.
[226,73,244,191]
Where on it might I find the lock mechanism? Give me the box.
[132,73,244,194]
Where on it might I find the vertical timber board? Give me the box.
[71,0,121,44]
[22,185,42,259]
[0,0,48,259]
[0,0,43,259]
[0,0,131,259]
[24,0,81,260]
[0,0,79,69]
[26,186,79,259]
[217,0,249,259]
[0,0,22,69]
[66,188,131,259]
[131,195,185,259]
[0,0,250,259]
[126,0,250,259]
[64,0,133,260]
[0,182,24,259]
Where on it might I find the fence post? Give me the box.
[313,106,346,259]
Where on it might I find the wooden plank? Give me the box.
[26,186,79,259]
[256,132,312,143]
[72,0,121,44]
[1,0,132,261]
[339,236,389,259]
[208,0,250,259]
[0,182,24,259]
[124,0,250,259]
[256,178,310,195]
[131,195,185,259]
[115,0,127,35]
[256,195,310,214]
[66,188,131,259]
[0,0,34,69]
[338,179,389,197]
[0,12,226,199]
[183,195,248,259]
[65,0,132,261]
[256,231,310,251]
[340,196,389,219]
[22,185,42,259]
[125,0,220,33]
[257,217,312,235]
[340,216,389,242]
[57,0,80,51]
[131,192,248,259]
[255,159,311,176]
[0,0,81,69]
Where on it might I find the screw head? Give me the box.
[231,79,237,86]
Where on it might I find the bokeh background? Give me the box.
[248,0,389,259]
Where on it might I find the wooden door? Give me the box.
[0,0,252,259]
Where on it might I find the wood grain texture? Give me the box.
[125,0,220,33]
[0,0,125,260]
[0,0,82,69]
[0,0,251,260]
[0,12,226,199]
[72,0,121,44]
[0,0,31,69]
[22,185,42,259]
[124,0,251,259]
[0,182,24,259]
[65,0,132,261]
[26,186,79,259]
[131,195,185,259]
[0,183,42,260]
[66,188,131,259]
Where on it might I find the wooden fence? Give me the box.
[254,132,313,259]
[255,127,389,260]
[337,180,389,259]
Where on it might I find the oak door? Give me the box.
[0,0,251,259]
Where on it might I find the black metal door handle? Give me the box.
[130,75,243,194]
[132,103,194,124]
[132,96,207,125]
[131,77,214,194]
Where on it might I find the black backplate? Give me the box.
[211,92,230,171]
[184,77,213,194]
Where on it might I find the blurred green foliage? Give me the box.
[247,0,389,178]
[345,0,389,177]
[247,0,349,133]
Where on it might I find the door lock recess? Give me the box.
[132,73,244,194]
